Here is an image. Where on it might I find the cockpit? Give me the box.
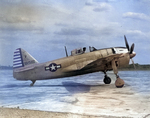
[71,47,86,56]
[89,46,97,52]
[71,46,99,56]
[70,46,128,56]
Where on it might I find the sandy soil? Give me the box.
[1,84,150,118]
[1,72,150,118]
[73,85,150,118]
[0,107,117,118]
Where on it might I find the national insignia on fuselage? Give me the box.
[45,63,61,72]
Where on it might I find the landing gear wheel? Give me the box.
[115,76,124,88]
[103,75,111,84]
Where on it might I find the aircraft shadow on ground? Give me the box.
[1,81,104,95]
[1,84,30,88]
[62,81,103,94]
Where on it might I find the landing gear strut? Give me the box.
[30,80,36,86]
[112,60,125,88]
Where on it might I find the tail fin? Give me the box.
[13,48,38,69]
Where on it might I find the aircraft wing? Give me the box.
[63,53,123,73]
[80,54,122,71]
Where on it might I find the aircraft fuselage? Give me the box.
[13,47,130,81]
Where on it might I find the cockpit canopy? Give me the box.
[89,46,97,52]
[71,47,86,56]
[70,46,128,56]
[71,46,98,56]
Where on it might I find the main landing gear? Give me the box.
[103,72,111,84]
[103,72,124,88]
[112,60,124,88]
[103,59,125,88]
[115,75,124,88]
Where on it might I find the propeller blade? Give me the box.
[130,43,135,54]
[131,58,136,70]
[124,35,130,51]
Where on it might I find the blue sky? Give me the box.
[0,0,150,66]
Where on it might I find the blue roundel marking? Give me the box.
[45,63,61,72]
[49,63,57,72]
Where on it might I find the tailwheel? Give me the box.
[115,75,124,88]
[30,80,36,86]
[103,75,111,84]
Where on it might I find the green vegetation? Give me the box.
[119,63,150,70]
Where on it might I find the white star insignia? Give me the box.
[50,64,56,70]
[45,63,61,72]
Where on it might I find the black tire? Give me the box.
[103,76,111,84]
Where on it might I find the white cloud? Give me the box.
[123,12,150,21]
[93,3,112,12]
[85,1,112,12]
[0,1,150,65]
[126,30,145,36]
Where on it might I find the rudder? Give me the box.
[13,48,38,69]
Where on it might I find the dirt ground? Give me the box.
[0,107,121,118]
[1,71,150,118]
[1,84,150,118]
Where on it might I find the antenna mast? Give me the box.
[64,46,68,57]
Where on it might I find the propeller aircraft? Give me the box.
[13,35,136,88]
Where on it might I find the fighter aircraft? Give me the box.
[13,35,136,88]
